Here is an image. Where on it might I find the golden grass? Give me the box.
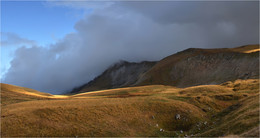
[1,79,259,137]
[1,97,204,137]
[0,83,74,106]
[1,83,52,97]
[197,94,259,137]
[231,44,260,53]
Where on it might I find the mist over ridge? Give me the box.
[2,1,259,94]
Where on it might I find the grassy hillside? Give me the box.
[1,79,259,137]
[231,44,260,53]
[1,83,53,105]
[1,83,69,105]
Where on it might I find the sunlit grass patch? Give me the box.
[1,79,259,137]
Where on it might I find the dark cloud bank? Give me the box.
[3,1,259,94]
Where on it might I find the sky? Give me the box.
[1,1,259,94]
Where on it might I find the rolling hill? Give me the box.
[73,45,259,93]
[1,79,259,137]
[1,83,69,106]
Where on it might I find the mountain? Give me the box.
[137,44,259,87]
[71,60,157,93]
[72,45,259,93]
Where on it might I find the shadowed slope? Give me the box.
[71,61,156,93]
[136,45,259,87]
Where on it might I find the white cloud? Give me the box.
[1,32,36,47]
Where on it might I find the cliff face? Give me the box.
[71,60,157,93]
[71,45,259,93]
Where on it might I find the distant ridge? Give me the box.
[71,44,259,94]
[136,44,259,87]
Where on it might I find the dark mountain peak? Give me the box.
[70,60,157,93]
[113,60,129,66]
[107,60,130,70]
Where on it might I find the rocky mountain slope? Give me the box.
[72,45,259,93]
[71,61,156,93]
[137,44,259,87]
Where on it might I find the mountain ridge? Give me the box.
[137,44,259,87]
[71,44,259,94]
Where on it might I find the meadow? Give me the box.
[1,79,259,137]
